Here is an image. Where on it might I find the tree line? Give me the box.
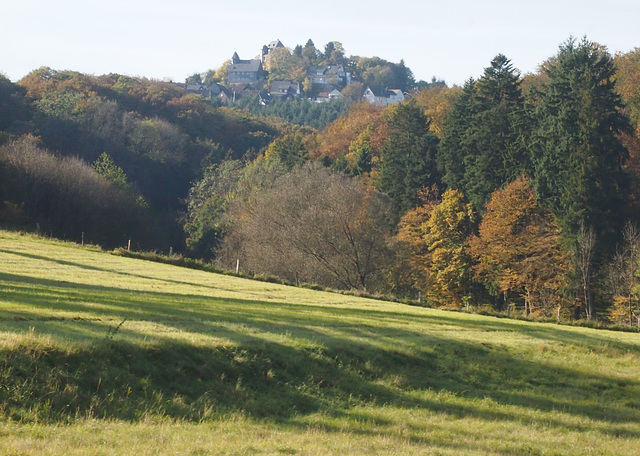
[2,37,640,326]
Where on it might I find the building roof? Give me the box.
[307,65,345,77]
[229,60,262,73]
[270,81,300,96]
[267,39,284,51]
[364,87,399,98]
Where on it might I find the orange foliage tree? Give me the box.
[468,177,571,316]
[310,102,388,175]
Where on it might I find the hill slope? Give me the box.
[0,230,639,455]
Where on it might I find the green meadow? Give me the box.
[0,230,639,455]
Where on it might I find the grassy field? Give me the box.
[0,230,639,455]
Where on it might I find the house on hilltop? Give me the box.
[270,80,301,98]
[228,52,265,84]
[363,87,405,106]
[185,82,230,103]
[314,89,342,103]
[307,65,349,85]
[260,39,286,63]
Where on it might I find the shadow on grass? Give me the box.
[1,270,640,438]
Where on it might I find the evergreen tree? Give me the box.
[437,79,480,193]
[531,37,630,250]
[376,101,440,213]
[438,55,529,211]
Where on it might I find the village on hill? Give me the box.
[182,39,409,106]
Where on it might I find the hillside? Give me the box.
[0,230,639,455]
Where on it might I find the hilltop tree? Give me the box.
[356,57,415,92]
[0,74,30,135]
[302,39,320,65]
[323,41,346,65]
[265,47,305,83]
[185,73,202,85]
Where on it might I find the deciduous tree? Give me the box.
[468,177,570,316]
[219,163,395,291]
[397,188,475,306]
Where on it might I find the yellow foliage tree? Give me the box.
[396,188,475,307]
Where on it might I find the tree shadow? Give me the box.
[1,270,639,439]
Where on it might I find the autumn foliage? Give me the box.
[468,177,570,316]
[397,188,475,307]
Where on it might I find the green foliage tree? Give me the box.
[264,131,312,169]
[437,79,480,196]
[376,101,440,213]
[0,74,29,138]
[356,57,415,92]
[302,39,319,65]
[438,55,529,211]
[265,47,304,83]
[184,157,287,260]
[183,160,243,259]
[0,136,149,247]
[92,152,130,191]
[185,73,202,85]
[532,37,630,251]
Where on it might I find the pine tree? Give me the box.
[437,79,480,194]
[532,37,630,251]
[438,55,529,211]
[376,101,440,213]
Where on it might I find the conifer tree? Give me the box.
[376,101,440,213]
[437,79,480,193]
[438,55,529,211]
[532,37,630,250]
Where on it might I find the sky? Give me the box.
[2,0,640,86]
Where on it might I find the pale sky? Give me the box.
[2,0,639,86]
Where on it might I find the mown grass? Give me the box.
[0,230,639,455]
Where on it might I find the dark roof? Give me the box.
[307,65,345,77]
[365,87,395,97]
[267,39,284,50]
[229,60,262,73]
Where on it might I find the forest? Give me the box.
[2,37,640,326]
